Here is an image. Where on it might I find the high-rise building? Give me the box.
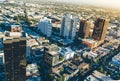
[92,18,109,41]
[44,44,60,67]
[3,32,26,81]
[79,19,91,38]
[60,14,77,40]
[38,17,52,37]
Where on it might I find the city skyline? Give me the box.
[0,0,120,9]
[0,0,120,81]
[49,0,120,9]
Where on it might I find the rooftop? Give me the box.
[92,47,110,57]
[82,38,98,44]
[111,52,120,67]
[26,63,39,77]
[11,25,21,28]
[48,51,59,56]
[45,44,60,52]
[60,47,74,55]
[78,62,89,69]
[85,70,113,81]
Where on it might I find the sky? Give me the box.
[50,0,120,9]
[0,0,120,9]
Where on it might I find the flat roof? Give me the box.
[48,51,58,56]
[11,25,21,28]
[86,70,113,81]
[82,38,98,44]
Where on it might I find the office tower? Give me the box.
[79,19,91,38]
[38,17,52,37]
[60,14,77,40]
[44,44,60,67]
[92,18,109,41]
[3,32,26,81]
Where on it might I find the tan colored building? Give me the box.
[92,18,109,41]
[82,39,104,49]
[79,19,91,38]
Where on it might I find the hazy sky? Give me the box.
[51,0,120,9]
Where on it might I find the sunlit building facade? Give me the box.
[3,32,26,81]
[92,18,109,41]
[60,14,77,40]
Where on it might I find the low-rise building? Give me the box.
[109,52,120,69]
[62,63,79,81]
[84,70,113,81]
[82,38,104,49]
[60,47,75,60]
[26,63,39,77]
[27,39,39,47]
[52,61,79,81]
[92,47,110,58]
[51,56,90,81]
[11,25,22,32]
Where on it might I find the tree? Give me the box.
[59,57,64,61]
[60,76,65,81]
[0,10,2,13]
[49,73,55,80]
[16,15,20,24]
[99,66,104,73]
[53,79,56,81]
[37,66,41,70]
[60,67,64,74]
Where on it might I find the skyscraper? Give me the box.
[79,19,91,38]
[3,32,26,81]
[38,17,52,37]
[60,14,77,40]
[92,18,109,41]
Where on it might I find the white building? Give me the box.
[60,14,77,40]
[60,47,75,60]
[38,17,52,37]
